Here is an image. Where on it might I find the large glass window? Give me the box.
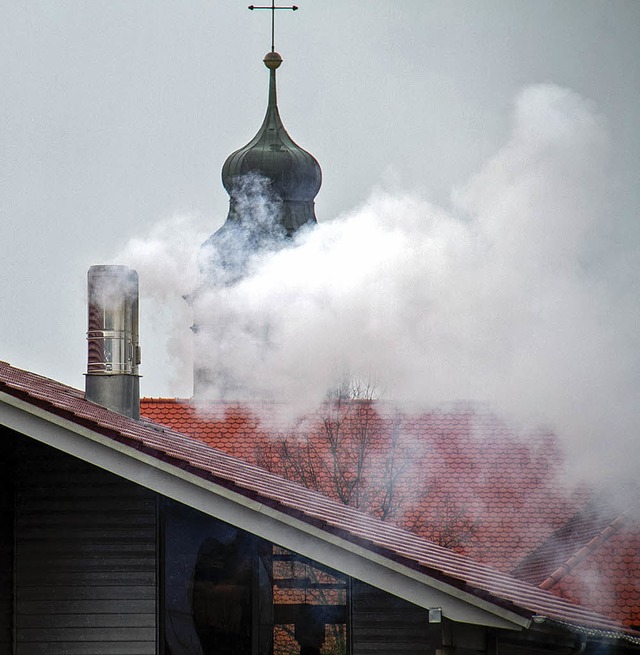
[163,500,348,655]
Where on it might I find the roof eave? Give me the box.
[530,617,640,648]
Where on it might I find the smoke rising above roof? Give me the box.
[118,84,640,496]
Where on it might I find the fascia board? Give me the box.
[0,392,529,631]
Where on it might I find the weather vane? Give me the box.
[248,1,298,53]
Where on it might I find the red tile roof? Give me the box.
[140,398,587,567]
[140,397,640,629]
[0,360,636,639]
[512,507,640,628]
[543,522,640,629]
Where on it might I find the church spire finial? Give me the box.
[248,1,298,53]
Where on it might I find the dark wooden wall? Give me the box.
[0,429,15,655]
[14,437,157,655]
[351,579,433,655]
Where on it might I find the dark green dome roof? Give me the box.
[220,52,322,233]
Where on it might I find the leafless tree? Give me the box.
[257,379,482,553]
[409,490,481,551]
[257,379,413,523]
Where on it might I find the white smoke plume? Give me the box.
[117,215,208,396]
[199,173,287,286]
[118,84,639,496]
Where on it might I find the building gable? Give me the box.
[1,360,638,651]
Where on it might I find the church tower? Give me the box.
[193,40,322,397]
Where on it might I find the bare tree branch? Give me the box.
[256,378,482,551]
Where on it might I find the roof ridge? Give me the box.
[539,514,627,590]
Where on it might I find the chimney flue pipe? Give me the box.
[85,265,141,419]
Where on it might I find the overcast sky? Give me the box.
[1,1,639,401]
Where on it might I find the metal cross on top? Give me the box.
[248,1,299,53]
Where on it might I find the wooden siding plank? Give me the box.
[17,500,155,514]
[17,643,156,655]
[17,613,156,629]
[19,486,150,499]
[17,570,156,586]
[17,556,157,572]
[17,599,156,616]
[17,627,156,641]
[16,534,155,557]
[16,513,156,528]
[16,528,156,541]
[18,586,155,601]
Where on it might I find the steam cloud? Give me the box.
[118,85,639,496]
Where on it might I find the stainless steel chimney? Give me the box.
[85,265,141,419]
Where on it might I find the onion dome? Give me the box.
[221,51,322,235]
